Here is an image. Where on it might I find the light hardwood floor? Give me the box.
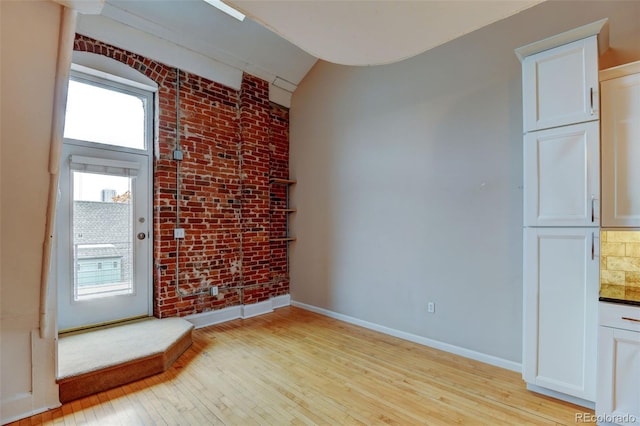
[12,307,592,425]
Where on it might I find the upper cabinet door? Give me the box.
[601,71,640,227]
[524,121,600,227]
[523,36,599,132]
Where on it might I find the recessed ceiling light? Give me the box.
[203,0,246,22]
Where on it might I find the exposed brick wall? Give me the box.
[74,35,290,318]
[239,75,271,305]
[269,104,291,296]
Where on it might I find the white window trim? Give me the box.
[69,51,159,158]
[66,69,155,155]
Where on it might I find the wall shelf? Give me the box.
[269,177,296,275]
[270,178,296,185]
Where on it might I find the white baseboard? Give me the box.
[186,305,243,329]
[242,300,273,319]
[526,383,595,410]
[271,294,291,309]
[291,300,522,373]
[185,294,291,329]
[1,390,60,425]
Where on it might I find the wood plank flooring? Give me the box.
[12,306,593,425]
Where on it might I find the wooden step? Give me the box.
[57,317,194,403]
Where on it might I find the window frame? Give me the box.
[64,70,154,155]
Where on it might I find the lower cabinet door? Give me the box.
[523,227,599,401]
[597,326,640,425]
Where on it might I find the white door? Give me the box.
[601,71,640,227]
[523,36,599,132]
[523,227,599,401]
[57,71,154,331]
[57,144,152,330]
[524,121,600,227]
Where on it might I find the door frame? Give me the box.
[56,68,155,332]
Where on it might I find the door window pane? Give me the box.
[64,79,146,150]
[72,171,134,300]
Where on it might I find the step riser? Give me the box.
[58,322,193,403]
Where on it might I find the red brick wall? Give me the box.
[239,75,271,305]
[74,35,290,318]
[269,104,291,296]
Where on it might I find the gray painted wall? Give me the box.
[289,1,640,364]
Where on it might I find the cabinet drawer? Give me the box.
[600,302,640,332]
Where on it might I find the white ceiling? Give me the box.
[231,0,544,66]
[75,0,543,100]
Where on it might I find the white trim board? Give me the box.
[600,60,640,82]
[185,294,291,329]
[1,331,61,425]
[514,18,609,62]
[1,393,53,426]
[271,294,291,309]
[186,305,242,329]
[291,300,522,373]
[241,300,273,319]
[526,383,595,409]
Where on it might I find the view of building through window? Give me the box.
[72,171,134,300]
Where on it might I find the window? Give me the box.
[63,73,152,151]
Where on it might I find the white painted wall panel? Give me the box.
[1,1,64,422]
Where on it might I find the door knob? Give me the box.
[137,232,146,240]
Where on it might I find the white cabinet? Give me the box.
[519,20,607,406]
[597,302,640,425]
[524,121,600,227]
[601,65,640,227]
[523,36,599,132]
[523,227,599,401]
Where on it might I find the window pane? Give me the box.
[64,80,146,150]
[72,171,134,300]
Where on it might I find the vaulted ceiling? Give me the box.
[74,0,543,105]
[230,0,543,66]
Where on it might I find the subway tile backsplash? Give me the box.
[600,230,640,302]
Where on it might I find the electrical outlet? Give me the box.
[210,286,218,296]
[174,228,185,239]
[427,302,435,313]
